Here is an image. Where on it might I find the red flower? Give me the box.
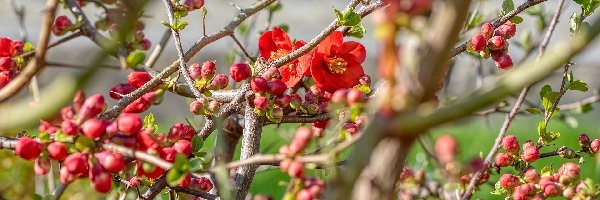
[309,31,365,92]
[0,38,16,57]
[259,27,310,87]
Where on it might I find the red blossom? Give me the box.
[258,27,310,87]
[0,38,16,57]
[308,31,366,92]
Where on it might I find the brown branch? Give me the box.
[558,94,600,110]
[449,0,548,57]
[0,0,59,102]
[171,186,219,200]
[138,176,167,200]
[232,99,263,199]
[230,35,254,62]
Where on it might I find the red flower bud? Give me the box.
[34,157,51,175]
[558,162,580,179]
[123,92,156,113]
[127,71,152,88]
[109,83,135,99]
[502,135,520,154]
[78,94,105,122]
[499,174,520,188]
[495,22,517,39]
[98,151,125,173]
[201,60,216,79]
[280,158,292,172]
[179,174,192,188]
[521,145,540,162]
[15,136,43,160]
[173,140,193,156]
[494,152,513,167]
[331,89,348,104]
[167,123,195,142]
[188,63,202,80]
[61,120,79,136]
[189,100,204,115]
[287,160,304,178]
[81,119,107,139]
[72,90,86,111]
[251,77,269,94]
[254,96,269,111]
[543,183,561,197]
[52,16,73,36]
[0,71,11,88]
[60,166,75,183]
[469,34,487,51]
[524,169,540,183]
[90,167,112,193]
[0,38,16,57]
[0,57,16,71]
[184,0,204,10]
[129,176,141,188]
[267,80,287,95]
[562,187,575,198]
[274,94,291,108]
[289,127,312,155]
[64,153,89,174]
[539,176,556,188]
[191,177,213,192]
[487,36,507,50]
[207,74,229,90]
[591,139,600,153]
[290,94,302,109]
[343,122,359,135]
[514,183,536,199]
[578,133,590,147]
[262,66,282,80]
[359,74,371,86]
[229,63,251,82]
[481,22,494,39]
[139,39,151,51]
[47,142,68,161]
[346,88,365,105]
[116,113,143,136]
[435,134,457,163]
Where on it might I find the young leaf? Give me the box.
[502,0,515,15]
[540,166,554,177]
[542,92,560,111]
[166,169,184,187]
[490,182,509,195]
[143,113,158,133]
[466,10,483,30]
[348,24,366,39]
[525,107,542,114]
[510,16,523,24]
[127,52,146,69]
[192,135,205,156]
[567,80,588,92]
[343,11,362,26]
[540,85,553,100]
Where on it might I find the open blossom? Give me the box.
[308,31,366,92]
[258,27,310,87]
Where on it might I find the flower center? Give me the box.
[324,56,347,74]
[269,49,290,62]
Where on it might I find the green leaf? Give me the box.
[166,169,184,187]
[54,131,74,143]
[127,51,146,69]
[23,42,35,52]
[277,24,290,32]
[540,166,554,177]
[176,21,189,31]
[538,120,560,144]
[75,136,96,152]
[510,16,523,24]
[575,103,593,113]
[567,80,589,92]
[343,11,362,26]
[334,8,344,24]
[348,24,366,39]
[526,107,543,114]
[355,83,371,94]
[502,0,515,14]
[542,92,560,111]
[191,135,205,157]
[490,182,509,195]
[540,85,553,100]
[38,132,51,143]
[466,10,483,30]
[574,0,600,16]
[162,21,175,29]
[143,113,158,133]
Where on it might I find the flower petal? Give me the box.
[339,41,366,63]
[317,31,343,55]
[272,27,293,50]
[258,30,278,60]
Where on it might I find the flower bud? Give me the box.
[15,136,43,160]
[591,139,600,153]
[494,152,513,167]
[207,101,221,113]
[253,96,269,111]
[52,16,73,36]
[189,100,204,115]
[290,94,302,109]
[127,71,152,88]
[207,74,228,90]
[61,120,79,136]
[495,22,517,39]
[184,0,204,10]
[502,135,520,154]
[262,66,281,80]
[139,39,151,51]
[64,152,89,174]
[109,83,135,99]
[359,74,371,86]
[435,134,457,163]
[578,133,590,148]
[267,80,287,95]
[469,34,487,51]
[251,77,268,94]
[117,113,143,136]
[81,119,107,139]
[0,57,15,71]
[200,61,216,79]
[499,174,519,188]
[48,142,68,161]
[173,140,193,156]
[287,160,304,178]
[524,169,540,183]
[521,144,539,162]
[343,122,359,135]
[274,94,291,108]
[229,63,251,82]
[346,88,365,105]
[487,36,507,50]
[191,177,213,192]
[543,183,561,197]
[60,166,75,183]
[480,22,494,39]
[188,63,202,80]
[78,94,105,123]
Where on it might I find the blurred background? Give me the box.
[0,0,599,199]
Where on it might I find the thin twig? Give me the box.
[230,34,254,62]
[171,186,220,200]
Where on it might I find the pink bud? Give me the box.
[200,60,216,78]
[78,94,105,122]
[81,119,107,139]
[499,174,520,188]
[173,140,193,156]
[229,63,251,82]
[267,80,287,95]
[116,113,143,136]
[487,36,507,50]
[190,100,204,115]
[251,77,269,94]
[61,120,79,136]
[207,74,229,90]
[253,96,269,111]
[47,142,68,161]
[494,152,513,167]
[469,34,487,51]
[480,22,494,39]
[188,63,202,80]
[52,16,73,36]
[0,57,16,71]
[109,83,135,99]
[127,71,152,88]
[435,134,457,163]
[15,136,43,160]
[501,135,520,154]
[34,157,51,175]
[495,22,517,39]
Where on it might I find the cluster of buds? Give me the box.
[52,16,75,36]
[468,22,516,69]
[278,128,326,200]
[494,135,540,167]
[188,60,228,91]
[14,91,214,193]
[108,71,164,113]
[496,162,597,199]
[0,37,24,88]
[249,66,293,122]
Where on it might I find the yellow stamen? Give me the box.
[324,56,347,74]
